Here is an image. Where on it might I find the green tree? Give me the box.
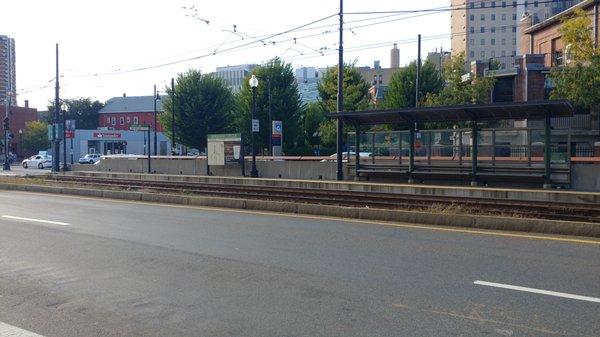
[22,121,50,155]
[302,101,328,148]
[235,58,302,154]
[549,8,600,112]
[384,60,444,109]
[425,52,495,106]
[47,98,104,129]
[159,69,235,150]
[318,62,370,113]
[317,63,370,150]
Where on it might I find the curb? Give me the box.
[1,182,598,238]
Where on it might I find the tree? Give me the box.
[384,60,444,109]
[318,62,370,113]
[317,63,370,150]
[425,52,495,106]
[22,121,50,155]
[159,69,235,150]
[47,98,104,129]
[549,8,600,113]
[235,58,302,154]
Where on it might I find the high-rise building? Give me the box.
[390,43,400,68]
[213,64,257,93]
[451,0,581,67]
[0,35,16,105]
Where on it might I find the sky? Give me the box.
[2,0,451,110]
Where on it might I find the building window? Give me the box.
[119,117,124,125]
[133,117,139,125]
[470,14,474,21]
[470,51,475,58]
[491,38,496,45]
[470,27,475,33]
[502,50,506,57]
[502,38,506,45]
[470,39,475,46]
[481,1,485,8]
[491,1,496,8]
[512,38,516,45]
[481,51,486,58]
[491,51,496,57]
[502,26,506,33]
[512,14,517,20]
[534,0,538,7]
[524,0,528,8]
[470,2,475,8]
[480,14,485,21]
[491,26,496,33]
[502,14,506,20]
[111,117,116,126]
[481,38,485,45]
[512,1,517,7]
[502,1,506,7]
[480,27,485,33]
[512,26,516,33]
[491,14,496,21]
[106,117,110,124]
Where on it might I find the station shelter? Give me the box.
[330,100,575,188]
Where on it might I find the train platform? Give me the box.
[63,171,600,204]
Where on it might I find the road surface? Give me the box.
[0,191,598,336]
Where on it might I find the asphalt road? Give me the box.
[0,191,598,336]
[0,164,51,176]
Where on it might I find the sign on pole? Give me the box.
[252,119,260,133]
[207,134,242,166]
[272,120,283,156]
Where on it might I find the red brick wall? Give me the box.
[7,106,38,156]
[98,112,164,132]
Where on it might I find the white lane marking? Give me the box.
[2,215,70,226]
[474,280,600,303]
[0,322,45,336]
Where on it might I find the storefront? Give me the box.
[62,129,171,162]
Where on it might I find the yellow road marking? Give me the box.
[4,190,600,246]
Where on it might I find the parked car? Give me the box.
[22,155,52,169]
[321,152,372,162]
[78,154,102,164]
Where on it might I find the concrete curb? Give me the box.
[1,182,598,238]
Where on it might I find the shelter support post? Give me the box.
[408,127,415,184]
[355,125,361,180]
[470,120,478,187]
[543,111,552,189]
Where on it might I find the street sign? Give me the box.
[65,131,75,139]
[130,124,149,131]
[252,119,259,133]
[65,120,76,131]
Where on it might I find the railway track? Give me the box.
[47,175,600,223]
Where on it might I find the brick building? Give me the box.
[520,0,599,66]
[4,101,38,157]
[98,95,164,132]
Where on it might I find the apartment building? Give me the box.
[0,35,16,105]
[213,64,257,93]
[451,0,580,68]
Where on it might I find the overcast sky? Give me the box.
[2,0,450,110]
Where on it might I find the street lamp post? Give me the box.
[249,75,259,178]
[61,103,68,171]
[18,129,22,159]
[153,85,161,156]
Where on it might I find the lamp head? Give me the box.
[249,74,259,88]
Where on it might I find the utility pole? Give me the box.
[336,0,344,181]
[415,34,421,109]
[171,78,176,155]
[153,85,157,156]
[53,43,60,173]
[267,78,272,156]
[3,38,12,171]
